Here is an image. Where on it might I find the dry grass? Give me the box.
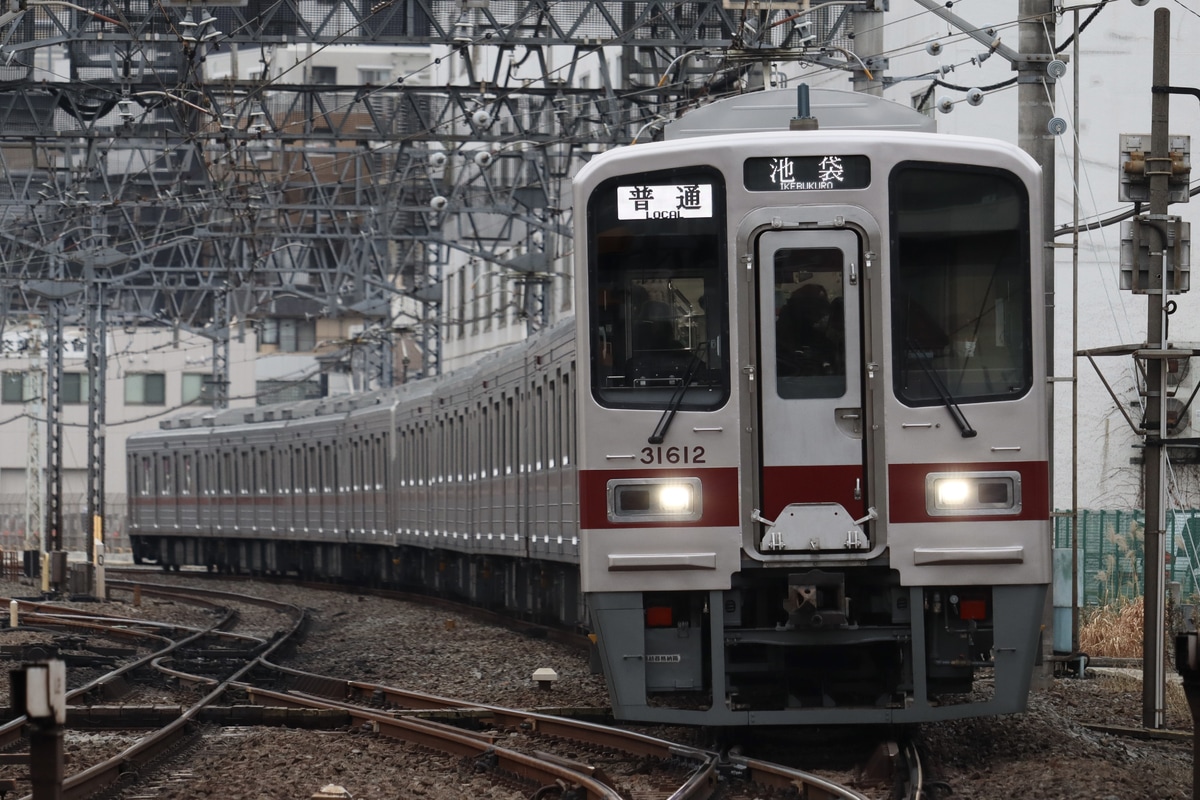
[1080,597,1195,726]
[1092,669,1192,726]
[1079,596,1145,659]
[1093,519,1141,605]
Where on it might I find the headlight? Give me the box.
[607,477,703,522]
[925,471,1021,516]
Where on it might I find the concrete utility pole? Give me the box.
[1016,0,1060,682]
[85,278,107,574]
[25,324,44,555]
[44,302,64,557]
[849,1,886,97]
[1018,0,1057,373]
[1141,7,1172,732]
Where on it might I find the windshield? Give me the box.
[889,162,1032,406]
[587,167,729,411]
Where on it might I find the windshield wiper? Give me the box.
[648,347,706,444]
[908,346,977,438]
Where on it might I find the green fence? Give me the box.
[1053,509,1200,605]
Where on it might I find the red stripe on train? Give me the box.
[760,464,866,522]
[887,460,1050,523]
[578,467,739,529]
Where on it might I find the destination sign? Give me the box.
[743,155,870,192]
[616,183,714,220]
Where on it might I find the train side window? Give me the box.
[372,436,382,491]
[504,395,514,476]
[259,450,270,495]
[241,450,252,496]
[316,444,322,494]
[586,166,729,411]
[203,452,213,496]
[302,447,310,494]
[416,425,423,487]
[889,162,1033,406]
[493,400,502,477]
[450,414,458,483]
[519,390,528,475]
[279,449,290,495]
[398,430,407,487]
[352,440,361,493]
[314,443,324,494]
[161,456,172,496]
[181,454,193,496]
[460,411,468,481]
[451,414,459,482]
[406,428,413,488]
[380,433,389,491]
[141,456,152,496]
[369,437,377,491]
[324,444,334,493]
[361,439,369,492]
[418,424,427,487]
[480,405,490,480]
[437,418,446,484]
[365,438,372,492]
[536,383,545,471]
[549,377,558,469]
[307,445,314,494]
[566,371,576,470]
[301,446,308,494]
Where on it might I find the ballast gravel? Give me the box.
[0,571,1192,799]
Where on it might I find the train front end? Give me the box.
[574,90,1051,726]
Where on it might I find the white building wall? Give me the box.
[205,43,434,86]
[0,326,257,550]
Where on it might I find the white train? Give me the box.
[130,88,1051,725]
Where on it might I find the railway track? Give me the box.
[0,576,926,800]
[244,662,876,799]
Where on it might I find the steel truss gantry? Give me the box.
[0,1,867,348]
[0,0,875,563]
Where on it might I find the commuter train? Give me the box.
[129,88,1051,726]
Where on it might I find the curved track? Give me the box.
[2,575,929,800]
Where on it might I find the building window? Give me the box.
[125,373,166,405]
[471,261,480,335]
[1,372,28,403]
[311,65,337,84]
[456,269,467,340]
[358,67,391,85]
[912,89,935,118]
[259,318,316,352]
[62,372,90,404]
[182,373,206,405]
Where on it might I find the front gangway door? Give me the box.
[755,229,869,554]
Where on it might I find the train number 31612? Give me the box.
[640,445,706,465]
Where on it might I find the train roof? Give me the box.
[663,87,936,139]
